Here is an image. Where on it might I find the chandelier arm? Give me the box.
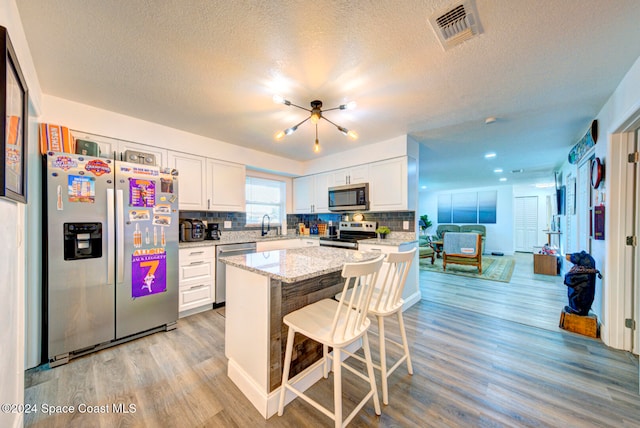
[321,106,343,112]
[321,116,346,131]
[287,102,312,112]
[290,116,311,130]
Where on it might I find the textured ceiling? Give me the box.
[16,0,640,191]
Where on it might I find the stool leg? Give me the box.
[333,347,342,428]
[363,332,381,415]
[378,315,389,405]
[278,327,296,416]
[323,344,329,378]
[397,311,413,375]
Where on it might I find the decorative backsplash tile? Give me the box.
[180,210,416,234]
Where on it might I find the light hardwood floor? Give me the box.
[25,253,639,427]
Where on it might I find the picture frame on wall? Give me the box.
[0,26,28,204]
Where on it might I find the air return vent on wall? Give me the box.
[429,0,482,50]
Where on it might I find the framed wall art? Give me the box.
[0,26,28,203]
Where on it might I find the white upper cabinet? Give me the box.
[167,151,207,210]
[293,175,315,213]
[369,157,408,211]
[293,173,331,213]
[206,159,246,212]
[329,165,369,186]
[313,172,332,212]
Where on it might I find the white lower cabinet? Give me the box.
[178,246,215,316]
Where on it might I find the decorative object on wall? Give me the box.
[590,157,604,189]
[593,205,605,240]
[273,96,358,153]
[0,26,28,204]
[568,120,598,164]
[437,190,497,224]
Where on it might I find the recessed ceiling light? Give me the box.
[493,168,503,173]
[421,185,427,189]
[484,152,496,159]
[499,177,507,182]
[485,116,497,124]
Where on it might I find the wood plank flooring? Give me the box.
[25,253,639,427]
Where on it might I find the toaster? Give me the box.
[179,219,205,242]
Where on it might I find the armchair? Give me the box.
[419,236,435,264]
[443,232,482,273]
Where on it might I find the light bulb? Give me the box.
[314,139,320,153]
[285,126,297,135]
[310,111,321,124]
[273,94,285,104]
[274,130,285,140]
[347,130,358,140]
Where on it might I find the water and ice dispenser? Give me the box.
[63,222,103,260]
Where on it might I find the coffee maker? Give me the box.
[206,223,221,240]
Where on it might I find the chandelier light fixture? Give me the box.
[273,95,358,153]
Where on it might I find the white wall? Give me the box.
[0,1,42,425]
[561,53,640,349]
[420,185,515,255]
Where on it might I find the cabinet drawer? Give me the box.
[180,247,215,263]
[180,260,213,283]
[179,282,213,311]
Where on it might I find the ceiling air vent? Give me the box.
[429,0,482,50]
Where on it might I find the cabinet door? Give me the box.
[313,172,332,212]
[330,168,350,186]
[168,151,207,210]
[369,157,407,211]
[348,165,369,184]
[70,130,117,159]
[207,159,246,211]
[119,140,169,168]
[293,176,314,213]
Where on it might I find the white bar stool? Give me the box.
[337,248,416,405]
[278,255,385,428]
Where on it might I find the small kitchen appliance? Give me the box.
[206,222,222,240]
[179,219,205,242]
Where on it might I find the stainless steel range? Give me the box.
[319,221,377,249]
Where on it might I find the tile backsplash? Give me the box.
[180,210,416,234]
[287,211,416,232]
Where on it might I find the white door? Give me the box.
[514,196,538,252]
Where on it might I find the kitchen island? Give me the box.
[220,246,381,418]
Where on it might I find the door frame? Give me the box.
[606,103,640,353]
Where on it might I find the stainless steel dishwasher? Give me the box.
[216,242,257,304]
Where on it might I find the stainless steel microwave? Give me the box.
[328,183,369,211]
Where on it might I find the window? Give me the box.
[245,176,285,225]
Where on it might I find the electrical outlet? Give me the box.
[403,221,409,230]
[224,221,232,229]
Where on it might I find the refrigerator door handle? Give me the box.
[116,189,125,283]
[107,188,115,285]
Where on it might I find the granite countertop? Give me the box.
[357,237,419,246]
[179,234,315,249]
[219,246,381,283]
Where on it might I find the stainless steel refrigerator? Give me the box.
[44,152,179,367]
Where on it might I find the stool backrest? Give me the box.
[371,248,416,313]
[332,255,385,342]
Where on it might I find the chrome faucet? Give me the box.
[261,214,271,236]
